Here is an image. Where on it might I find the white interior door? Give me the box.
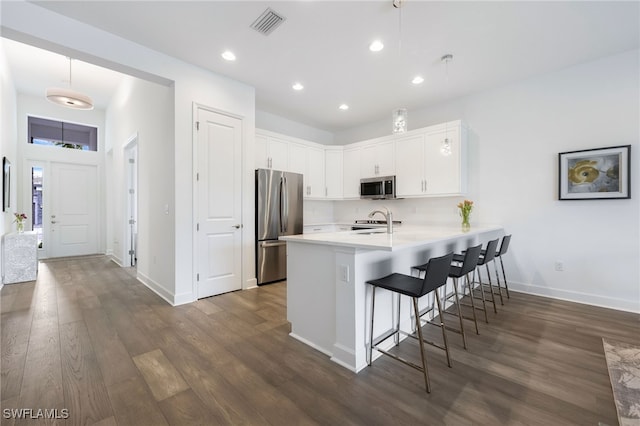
[196,108,243,298]
[50,162,99,257]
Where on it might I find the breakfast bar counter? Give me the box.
[281,225,504,372]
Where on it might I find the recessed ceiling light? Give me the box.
[369,40,384,52]
[339,104,349,111]
[221,50,236,61]
[292,82,304,91]
[412,76,424,85]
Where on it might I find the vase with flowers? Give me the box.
[13,212,27,233]
[457,200,473,232]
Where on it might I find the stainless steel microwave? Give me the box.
[360,176,397,200]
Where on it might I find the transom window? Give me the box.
[28,116,97,151]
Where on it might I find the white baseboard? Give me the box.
[509,281,640,314]
[136,271,175,306]
[109,254,124,267]
[173,291,195,306]
[244,277,258,290]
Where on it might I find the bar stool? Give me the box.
[366,252,454,393]
[488,235,511,300]
[412,244,483,347]
[454,238,500,315]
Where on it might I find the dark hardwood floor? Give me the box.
[1,255,638,425]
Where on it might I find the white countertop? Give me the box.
[282,225,503,251]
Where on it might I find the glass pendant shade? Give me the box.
[440,138,452,156]
[392,108,407,134]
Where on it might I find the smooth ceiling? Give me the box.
[5,1,639,132]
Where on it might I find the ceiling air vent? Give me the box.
[250,8,286,36]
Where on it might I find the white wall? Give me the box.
[334,49,640,312]
[2,1,256,304]
[0,42,18,285]
[256,109,335,145]
[106,76,174,300]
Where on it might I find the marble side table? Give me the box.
[2,231,38,284]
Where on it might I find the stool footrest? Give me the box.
[372,327,399,348]
[374,347,425,373]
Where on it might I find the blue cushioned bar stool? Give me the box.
[366,252,454,393]
[413,244,484,345]
[454,238,500,315]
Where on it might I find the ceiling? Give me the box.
[4,1,639,132]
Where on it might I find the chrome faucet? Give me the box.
[368,207,393,234]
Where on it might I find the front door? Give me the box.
[50,162,99,257]
[196,108,243,298]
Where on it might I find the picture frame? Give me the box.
[558,145,630,200]
[3,157,10,211]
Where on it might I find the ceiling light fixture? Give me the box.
[292,82,304,91]
[221,50,236,61]
[46,57,93,110]
[412,76,424,85]
[441,54,454,156]
[339,104,349,111]
[369,40,384,52]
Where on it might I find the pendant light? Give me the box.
[440,54,453,156]
[46,57,94,110]
[392,0,407,134]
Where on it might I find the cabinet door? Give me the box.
[306,146,325,198]
[325,149,343,199]
[376,141,395,176]
[269,137,289,171]
[255,134,269,169]
[288,143,306,175]
[343,148,361,198]
[424,126,461,194]
[360,144,378,177]
[395,135,425,196]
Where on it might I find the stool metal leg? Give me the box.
[492,259,505,305]
[394,292,401,346]
[368,286,376,366]
[475,268,490,323]
[433,288,452,368]
[452,277,467,349]
[465,273,480,334]
[412,297,431,393]
[499,256,510,298]
[484,264,498,313]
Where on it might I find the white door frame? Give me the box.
[22,159,49,258]
[192,103,245,299]
[123,133,139,268]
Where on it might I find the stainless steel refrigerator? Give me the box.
[255,169,303,285]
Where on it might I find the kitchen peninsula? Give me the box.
[282,225,504,372]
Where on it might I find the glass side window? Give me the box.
[28,116,97,151]
[32,167,43,249]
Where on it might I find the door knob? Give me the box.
[51,221,57,224]
[232,224,242,229]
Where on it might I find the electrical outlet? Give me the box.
[554,261,564,272]
[338,265,349,282]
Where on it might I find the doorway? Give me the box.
[194,106,243,298]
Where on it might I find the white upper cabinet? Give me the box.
[343,147,361,198]
[256,133,288,170]
[360,140,395,178]
[395,121,467,197]
[325,148,343,199]
[306,146,325,198]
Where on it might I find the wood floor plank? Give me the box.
[106,376,169,426]
[132,349,190,402]
[59,321,114,425]
[2,257,638,426]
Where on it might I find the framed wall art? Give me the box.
[3,156,10,211]
[558,145,630,200]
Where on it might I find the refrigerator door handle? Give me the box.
[260,240,287,248]
[281,175,289,233]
